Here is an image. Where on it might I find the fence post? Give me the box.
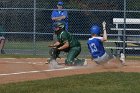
[33,0,37,56]
[123,0,126,55]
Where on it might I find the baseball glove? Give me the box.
[49,47,60,60]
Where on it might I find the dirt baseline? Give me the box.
[0,58,139,84]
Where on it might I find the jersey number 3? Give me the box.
[89,43,97,53]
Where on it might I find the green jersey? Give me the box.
[57,31,81,48]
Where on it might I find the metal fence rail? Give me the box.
[0,0,139,58]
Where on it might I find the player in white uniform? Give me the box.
[87,21,126,65]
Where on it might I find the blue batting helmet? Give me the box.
[90,25,101,35]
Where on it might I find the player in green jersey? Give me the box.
[0,25,6,54]
[48,22,87,66]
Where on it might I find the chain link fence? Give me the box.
[0,0,140,58]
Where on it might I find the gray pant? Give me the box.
[93,52,110,64]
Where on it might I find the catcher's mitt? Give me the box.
[48,45,57,48]
[49,48,60,60]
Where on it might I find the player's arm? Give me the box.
[57,41,69,50]
[102,21,107,41]
[53,41,61,46]
[57,33,69,50]
[58,11,67,20]
[52,16,66,21]
[52,11,67,21]
[48,41,60,48]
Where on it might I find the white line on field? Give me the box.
[1,58,16,59]
[3,61,46,65]
[0,66,85,76]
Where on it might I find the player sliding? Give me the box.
[48,22,87,69]
[87,21,126,66]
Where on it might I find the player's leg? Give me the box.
[65,47,80,65]
[94,52,110,65]
[101,52,126,67]
[120,53,126,65]
[107,52,126,66]
[65,47,87,66]
[0,36,5,54]
[65,47,81,65]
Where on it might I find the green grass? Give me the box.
[126,56,140,60]
[4,40,116,50]
[5,41,51,50]
[0,72,140,93]
[3,40,140,60]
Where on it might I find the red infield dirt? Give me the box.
[0,58,139,84]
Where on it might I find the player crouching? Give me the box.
[48,22,87,69]
[87,21,126,66]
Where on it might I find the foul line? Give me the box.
[1,61,46,65]
[0,66,90,76]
